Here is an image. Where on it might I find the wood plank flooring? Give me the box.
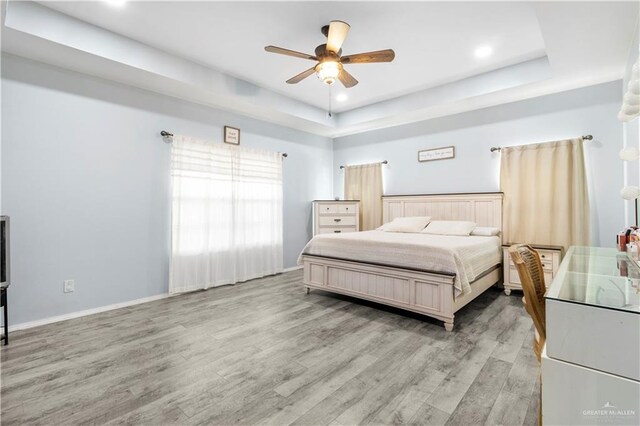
[1,270,539,425]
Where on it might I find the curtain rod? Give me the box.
[160,131,288,157]
[490,135,593,153]
[339,160,388,170]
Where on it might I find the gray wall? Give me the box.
[1,55,333,325]
[333,81,625,247]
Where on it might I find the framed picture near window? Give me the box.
[224,126,240,145]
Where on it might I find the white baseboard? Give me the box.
[9,268,303,332]
[9,293,172,332]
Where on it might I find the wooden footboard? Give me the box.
[301,255,501,331]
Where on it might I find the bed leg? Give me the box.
[504,288,512,296]
[444,320,454,332]
[305,286,310,295]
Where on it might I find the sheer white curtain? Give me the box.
[170,135,283,294]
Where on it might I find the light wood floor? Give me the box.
[1,270,539,425]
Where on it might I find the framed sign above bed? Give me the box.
[418,146,455,162]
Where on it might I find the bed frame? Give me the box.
[300,192,503,331]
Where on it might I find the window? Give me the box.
[170,135,283,293]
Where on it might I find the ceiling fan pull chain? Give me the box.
[328,85,333,118]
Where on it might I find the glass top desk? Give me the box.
[545,246,640,314]
[545,246,640,382]
[542,246,640,425]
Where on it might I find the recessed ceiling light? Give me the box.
[336,93,348,102]
[474,45,493,59]
[105,0,127,7]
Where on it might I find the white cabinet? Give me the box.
[502,244,562,295]
[542,246,640,425]
[312,201,359,236]
[542,347,639,426]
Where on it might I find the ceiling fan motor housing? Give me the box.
[315,44,341,59]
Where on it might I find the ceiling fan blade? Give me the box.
[286,67,316,84]
[265,45,317,61]
[326,20,350,54]
[341,49,395,64]
[338,69,358,88]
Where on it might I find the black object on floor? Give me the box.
[0,287,7,345]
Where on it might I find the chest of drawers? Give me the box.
[312,200,360,236]
[502,244,563,295]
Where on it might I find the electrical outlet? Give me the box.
[63,279,75,293]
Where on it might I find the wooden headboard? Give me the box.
[382,192,503,230]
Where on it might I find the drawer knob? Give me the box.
[334,218,342,222]
[334,230,341,233]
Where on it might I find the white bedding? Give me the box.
[298,231,501,296]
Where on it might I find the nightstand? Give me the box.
[502,243,564,295]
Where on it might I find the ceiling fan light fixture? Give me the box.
[326,21,351,53]
[316,61,343,85]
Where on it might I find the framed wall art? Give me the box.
[224,126,240,145]
[418,146,455,162]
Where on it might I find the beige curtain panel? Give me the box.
[344,163,383,231]
[500,138,590,250]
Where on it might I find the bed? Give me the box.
[298,193,504,331]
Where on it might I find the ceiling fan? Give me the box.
[265,20,395,88]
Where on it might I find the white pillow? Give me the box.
[382,216,432,233]
[470,226,501,237]
[421,220,477,236]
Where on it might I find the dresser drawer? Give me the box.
[319,216,357,227]
[317,204,340,214]
[338,204,356,214]
[509,266,553,288]
[539,251,555,263]
[507,257,553,270]
[317,227,357,235]
[541,260,553,272]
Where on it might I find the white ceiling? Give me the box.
[37,1,550,112]
[3,1,638,137]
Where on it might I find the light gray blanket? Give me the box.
[298,230,501,296]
